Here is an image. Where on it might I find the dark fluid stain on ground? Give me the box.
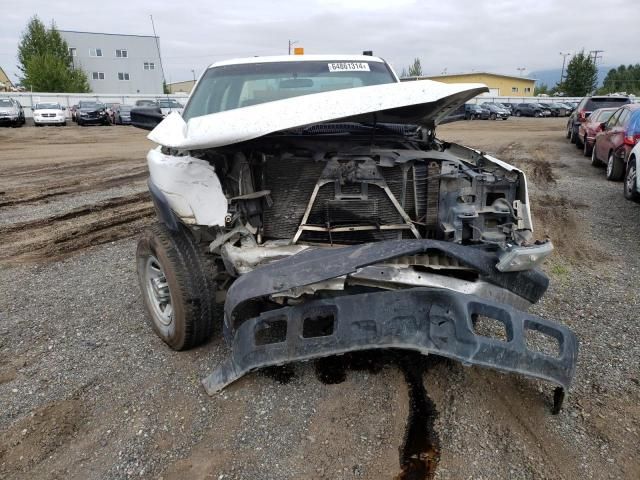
[260,365,296,384]
[395,354,442,480]
[313,350,443,480]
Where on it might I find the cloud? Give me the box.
[0,0,634,85]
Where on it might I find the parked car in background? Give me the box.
[558,102,576,113]
[578,107,617,156]
[624,141,640,202]
[115,105,134,125]
[567,95,631,147]
[591,104,640,180]
[497,102,513,113]
[481,103,510,120]
[464,103,490,120]
[135,99,157,107]
[105,103,120,124]
[540,103,569,117]
[0,98,25,127]
[513,103,550,117]
[33,102,67,126]
[156,98,184,116]
[77,101,110,126]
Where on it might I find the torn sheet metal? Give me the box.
[147,147,228,226]
[147,81,488,150]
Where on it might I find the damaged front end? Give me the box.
[204,240,577,401]
[140,75,577,409]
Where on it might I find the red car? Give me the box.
[592,103,640,180]
[579,107,617,157]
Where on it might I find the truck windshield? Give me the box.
[183,60,396,121]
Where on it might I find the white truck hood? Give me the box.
[147,80,488,150]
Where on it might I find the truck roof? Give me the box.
[208,54,386,69]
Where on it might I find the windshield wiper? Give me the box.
[279,122,415,137]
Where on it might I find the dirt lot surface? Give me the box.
[1,119,638,480]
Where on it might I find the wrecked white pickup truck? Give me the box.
[131,54,577,410]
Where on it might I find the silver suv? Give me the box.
[0,97,25,127]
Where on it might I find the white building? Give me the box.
[60,30,164,94]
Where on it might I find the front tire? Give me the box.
[136,223,219,350]
[624,158,640,202]
[606,152,624,181]
[583,136,591,157]
[591,146,603,167]
[490,113,497,120]
[570,126,577,144]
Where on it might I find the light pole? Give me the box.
[517,67,526,77]
[288,40,299,55]
[559,52,571,84]
[191,69,196,82]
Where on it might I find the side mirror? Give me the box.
[130,106,164,131]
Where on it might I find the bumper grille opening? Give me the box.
[302,308,336,338]
[525,320,561,358]
[254,318,287,345]
[471,309,512,342]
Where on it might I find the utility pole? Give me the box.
[191,69,196,82]
[150,15,166,93]
[288,40,299,55]
[559,52,571,84]
[517,67,526,77]
[589,50,604,65]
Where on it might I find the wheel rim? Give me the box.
[144,255,173,326]
[627,164,636,193]
[607,155,614,177]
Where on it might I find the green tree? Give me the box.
[558,50,597,96]
[536,83,550,95]
[599,64,640,95]
[408,58,423,77]
[17,16,90,92]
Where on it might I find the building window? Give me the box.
[68,47,77,57]
[91,72,105,80]
[524,87,532,93]
[90,48,103,57]
[115,49,128,58]
[118,72,130,81]
[144,62,156,70]
[511,87,519,93]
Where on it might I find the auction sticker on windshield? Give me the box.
[328,62,370,72]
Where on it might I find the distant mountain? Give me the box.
[530,66,613,88]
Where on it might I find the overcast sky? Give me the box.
[0,0,634,84]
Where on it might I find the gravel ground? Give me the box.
[0,118,638,479]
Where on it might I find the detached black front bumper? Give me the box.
[203,287,577,394]
[202,240,578,396]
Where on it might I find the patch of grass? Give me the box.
[547,261,571,280]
